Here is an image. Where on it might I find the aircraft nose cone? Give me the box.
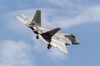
[72,40,80,45]
[75,40,80,44]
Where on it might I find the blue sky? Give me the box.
[0,0,100,66]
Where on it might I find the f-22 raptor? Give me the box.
[16,10,80,55]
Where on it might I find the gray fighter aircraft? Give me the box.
[16,10,80,55]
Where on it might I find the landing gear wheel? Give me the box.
[47,44,52,49]
[36,35,39,39]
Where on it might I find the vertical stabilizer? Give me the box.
[31,10,41,26]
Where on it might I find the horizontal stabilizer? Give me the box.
[41,28,61,37]
[16,16,27,24]
[41,28,61,42]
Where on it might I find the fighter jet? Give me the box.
[16,10,80,55]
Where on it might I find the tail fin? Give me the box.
[31,10,41,26]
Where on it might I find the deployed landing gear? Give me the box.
[36,35,39,39]
[47,44,52,49]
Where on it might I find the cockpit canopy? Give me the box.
[65,34,75,38]
[70,34,76,39]
[64,34,79,44]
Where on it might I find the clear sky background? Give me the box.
[0,0,100,66]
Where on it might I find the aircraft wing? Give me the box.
[57,43,69,55]
[40,28,69,54]
[51,40,69,55]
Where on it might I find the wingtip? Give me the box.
[66,52,69,55]
[59,28,61,30]
[67,53,69,55]
[64,51,69,55]
[56,27,61,30]
[16,16,19,19]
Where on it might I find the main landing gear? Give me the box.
[47,44,52,49]
[36,35,39,39]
